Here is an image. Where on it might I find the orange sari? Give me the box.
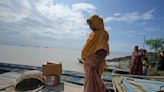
[82,15,109,92]
[83,54,107,92]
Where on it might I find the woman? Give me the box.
[158,50,164,70]
[130,46,143,75]
[81,15,109,92]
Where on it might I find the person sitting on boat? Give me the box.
[158,50,164,70]
[130,46,143,75]
[143,57,150,76]
[82,15,109,92]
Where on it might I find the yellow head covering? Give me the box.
[87,15,104,30]
[82,15,109,60]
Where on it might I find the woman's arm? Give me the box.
[92,49,107,67]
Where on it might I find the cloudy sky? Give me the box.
[0,0,164,52]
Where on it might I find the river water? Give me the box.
[0,45,130,72]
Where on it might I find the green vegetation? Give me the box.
[145,38,164,52]
[145,38,164,64]
[147,53,158,66]
[145,38,164,76]
[149,67,164,76]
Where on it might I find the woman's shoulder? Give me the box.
[103,31,109,39]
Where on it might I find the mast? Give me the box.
[143,34,145,49]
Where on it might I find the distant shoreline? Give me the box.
[106,52,157,62]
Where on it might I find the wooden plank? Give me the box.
[110,74,164,79]
[64,82,83,92]
[126,77,164,92]
[0,72,21,91]
[42,83,64,92]
[113,76,164,92]
[112,76,127,92]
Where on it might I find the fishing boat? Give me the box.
[105,66,129,74]
[77,58,129,74]
[0,62,113,92]
[1,62,163,92]
[112,75,164,92]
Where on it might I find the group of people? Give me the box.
[81,14,163,92]
[130,46,164,76]
[130,46,150,76]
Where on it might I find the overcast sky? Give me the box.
[0,0,164,52]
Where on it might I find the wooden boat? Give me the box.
[106,56,131,62]
[1,62,163,92]
[77,58,129,74]
[105,66,129,74]
[0,62,114,91]
[112,75,164,92]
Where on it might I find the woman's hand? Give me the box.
[91,49,107,68]
[91,63,98,68]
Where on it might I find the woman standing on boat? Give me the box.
[81,15,109,92]
[130,46,143,75]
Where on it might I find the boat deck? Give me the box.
[0,71,83,92]
[0,62,130,92]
